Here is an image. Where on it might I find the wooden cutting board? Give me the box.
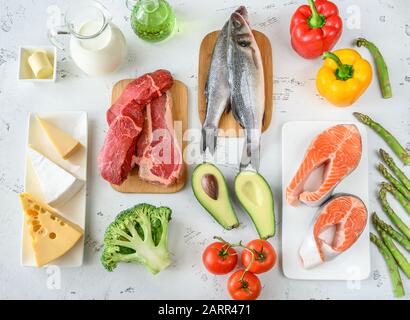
[198,30,273,137]
[110,79,188,194]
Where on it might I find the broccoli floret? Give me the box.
[101,203,172,275]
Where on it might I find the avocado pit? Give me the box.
[201,174,219,200]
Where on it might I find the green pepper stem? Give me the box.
[308,0,325,28]
[323,51,354,81]
[356,37,392,99]
[323,52,344,67]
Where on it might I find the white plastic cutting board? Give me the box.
[22,112,88,267]
[282,121,370,280]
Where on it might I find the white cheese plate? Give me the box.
[281,121,370,280]
[22,112,87,267]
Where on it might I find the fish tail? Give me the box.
[201,125,218,155]
[240,128,260,172]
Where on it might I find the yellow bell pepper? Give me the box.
[316,49,372,107]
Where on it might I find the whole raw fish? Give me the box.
[201,21,230,155]
[227,6,265,171]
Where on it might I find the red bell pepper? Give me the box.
[290,0,343,59]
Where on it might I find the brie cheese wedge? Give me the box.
[28,145,84,207]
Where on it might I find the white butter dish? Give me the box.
[18,46,57,82]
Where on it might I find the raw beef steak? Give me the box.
[134,91,182,186]
[106,69,173,125]
[98,114,143,185]
[98,70,174,185]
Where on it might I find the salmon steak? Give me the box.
[299,194,368,269]
[286,124,362,206]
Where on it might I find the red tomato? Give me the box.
[227,270,261,300]
[241,239,276,274]
[202,242,238,275]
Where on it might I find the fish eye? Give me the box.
[233,20,242,28]
[238,40,250,47]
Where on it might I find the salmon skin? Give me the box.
[286,124,362,207]
[299,194,368,269]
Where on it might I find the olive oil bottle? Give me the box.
[128,0,176,42]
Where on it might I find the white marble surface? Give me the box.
[0,0,409,300]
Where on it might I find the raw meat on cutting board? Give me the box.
[286,124,362,207]
[299,194,368,269]
[98,114,143,185]
[98,70,174,186]
[106,69,173,125]
[134,91,182,186]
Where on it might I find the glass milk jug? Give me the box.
[48,1,127,76]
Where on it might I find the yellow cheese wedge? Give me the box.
[19,192,84,267]
[35,115,81,160]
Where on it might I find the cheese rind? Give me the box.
[19,192,84,267]
[28,145,84,207]
[35,115,81,160]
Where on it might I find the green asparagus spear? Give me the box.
[372,212,410,253]
[356,38,392,99]
[381,182,410,216]
[370,232,405,298]
[376,226,410,279]
[378,163,410,201]
[379,187,410,240]
[379,149,410,191]
[353,112,410,165]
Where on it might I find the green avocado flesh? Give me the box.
[192,163,239,230]
[235,171,275,239]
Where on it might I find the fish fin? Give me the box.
[240,128,260,172]
[250,146,260,172]
[229,98,244,128]
[262,111,266,127]
[201,125,218,155]
[204,81,209,99]
[238,125,250,170]
[224,102,231,114]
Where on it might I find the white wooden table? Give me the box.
[0,0,409,299]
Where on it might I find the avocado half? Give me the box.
[192,163,239,230]
[235,171,275,239]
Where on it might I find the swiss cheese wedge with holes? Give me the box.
[19,192,84,267]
